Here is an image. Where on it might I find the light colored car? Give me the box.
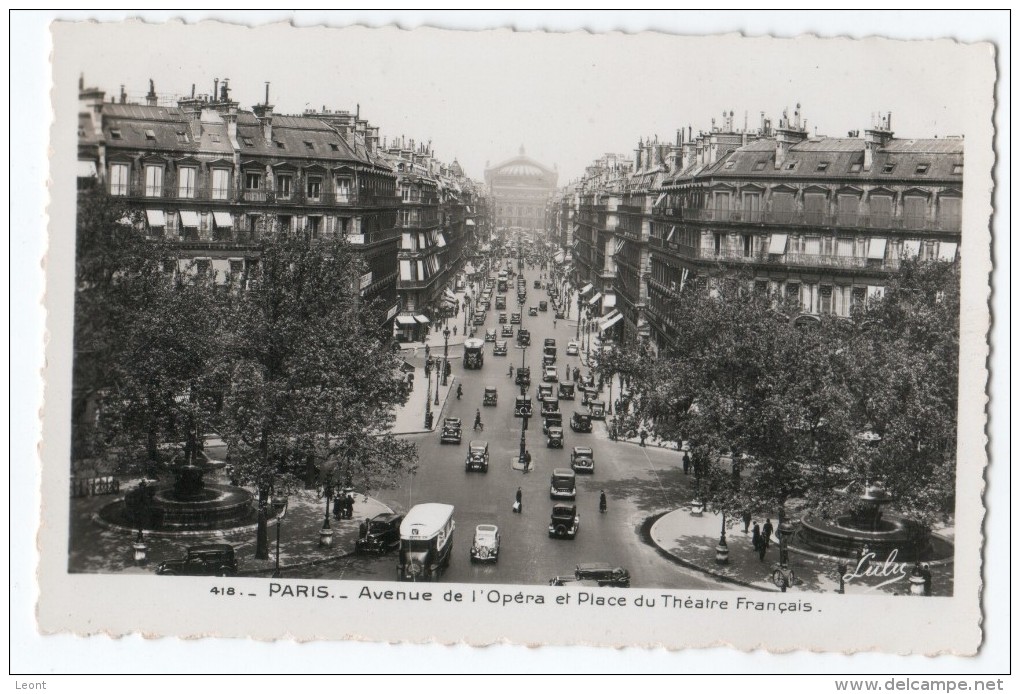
[566,341,580,356]
[470,524,501,563]
[493,340,508,356]
[570,446,595,473]
[543,366,558,382]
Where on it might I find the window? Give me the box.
[915,163,930,175]
[143,129,156,141]
[276,174,293,199]
[212,169,230,200]
[334,177,351,203]
[724,161,736,169]
[784,161,797,170]
[176,131,189,144]
[330,143,339,151]
[938,197,962,231]
[109,163,129,196]
[278,215,292,234]
[275,141,285,149]
[304,141,315,150]
[753,161,766,171]
[804,193,826,224]
[210,134,221,143]
[242,136,255,147]
[837,194,859,225]
[869,195,892,226]
[307,216,321,237]
[245,172,262,190]
[771,192,794,223]
[952,163,963,174]
[109,128,122,139]
[177,166,197,198]
[306,176,322,201]
[816,162,829,172]
[144,165,163,197]
[903,196,927,229]
[849,162,862,173]
[882,162,896,173]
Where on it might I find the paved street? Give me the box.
[306,265,727,589]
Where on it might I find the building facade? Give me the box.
[484,147,558,234]
[551,108,963,353]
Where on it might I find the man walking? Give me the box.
[514,487,523,514]
[751,521,762,554]
[742,510,752,534]
[762,518,774,550]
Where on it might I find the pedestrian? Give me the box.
[332,496,342,520]
[453,325,457,336]
[639,427,648,447]
[359,520,368,539]
[474,409,482,431]
[742,510,752,533]
[921,563,933,596]
[573,366,580,382]
[762,518,774,549]
[757,536,768,563]
[425,344,431,359]
[599,490,607,513]
[751,522,762,553]
[514,486,523,513]
[509,364,514,379]
[523,449,532,472]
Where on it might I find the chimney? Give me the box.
[253,101,274,143]
[222,105,238,147]
[145,78,157,107]
[213,78,219,102]
[79,82,106,138]
[774,106,809,169]
[119,85,126,104]
[708,135,719,165]
[863,111,894,171]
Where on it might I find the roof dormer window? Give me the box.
[175,131,189,144]
[144,129,156,140]
[849,162,862,173]
[952,163,963,174]
[915,163,930,175]
[110,129,122,140]
[816,162,830,172]
[724,161,736,169]
[784,162,797,171]
[330,143,339,151]
[275,141,285,149]
[242,136,255,147]
[883,163,896,173]
[304,140,315,150]
[752,161,766,171]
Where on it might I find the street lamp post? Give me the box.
[576,294,583,340]
[272,494,289,578]
[434,363,441,406]
[424,361,433,428]
[441,327,451,386]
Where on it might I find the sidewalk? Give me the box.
[390,371,457,435]
[649,507,955,596]
[70,478,393,577]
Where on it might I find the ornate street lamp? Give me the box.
[434,363,441,406]
[424,360,433,428]
[576,293,583,340]
[441,327,451,386]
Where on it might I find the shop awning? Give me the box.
[77,160,97,178]
[602,294,617,308]
[396,315,417,326]
[867,238,888,260]
[213,211,233,228]
[179,210,200,228]
[436,232,447,247]
[414,315,431,324]
[579,283,594,296]
[598,310,620,329]
[666,226,676,243]
[465,218,476,226]
[767,233,788,255]
[588,292,603,305]
[399,260,412,281]
[146,210,166,227]
[599,313,624,333]
[937,242,958,261]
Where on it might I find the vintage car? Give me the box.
[589,400,607,420]
[501,324,515,338]
[479,299,491,310]
[581,387,599,406]
[515,366,531,388]
[473,313,486,326]
[495,295,506,310]
[558,381,575,400]
[570,446,595,474]
[510,312,521,325]
[542,411,563,434]
[548,503,580,540]
[493,340,508,356]
[541,397,559,416]
[155,544,238,576]
[484,328,497,342]
[354,512,405,555]
[570,410,593,433]
[543,366,558,382]
[544,338,556,348]
[539,300,548,312]
[517,329,531,347]
[465,440,490,472]
[575,563,631,587]
[546,426,564,448]
[528,306,538,317]
[566,342,580,356]
[483,386,498,406]
[534,279,542,289]
[554,308,566,320]
[548,576,600,587]
[498,312,508,324]
[470,524,501,563]
[579,373,596,389]
[542,352,556,367]
[440,417,463,444]
[514,395,533,418]
[537,383,554,399]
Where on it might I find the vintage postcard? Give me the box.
[37,19,995,654]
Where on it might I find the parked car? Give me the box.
[548,576,600,587]
[485,328,497,342]
[493,340,508,356]
[470,524,501,563]
[354,513,404,554]
[465,440,490,472]
[155,544,238,576]
[566,342,580,356]
[543,366,558,382]
[548,504,580,539]
[570,446,595,474]
[575,562,631,587]
[501,324,515,338]
[440,417,462,444]
[546,426,564,448]
[510,313,521,325]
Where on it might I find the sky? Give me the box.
[55,14,992,186]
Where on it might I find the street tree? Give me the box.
[219,235,416,559]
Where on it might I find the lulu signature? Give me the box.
[842,549,909,590]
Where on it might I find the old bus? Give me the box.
[398,503,456,582]
[463,338,485,369]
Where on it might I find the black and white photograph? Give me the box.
[22,13,1002,665]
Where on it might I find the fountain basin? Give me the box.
[796,513,932,563]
